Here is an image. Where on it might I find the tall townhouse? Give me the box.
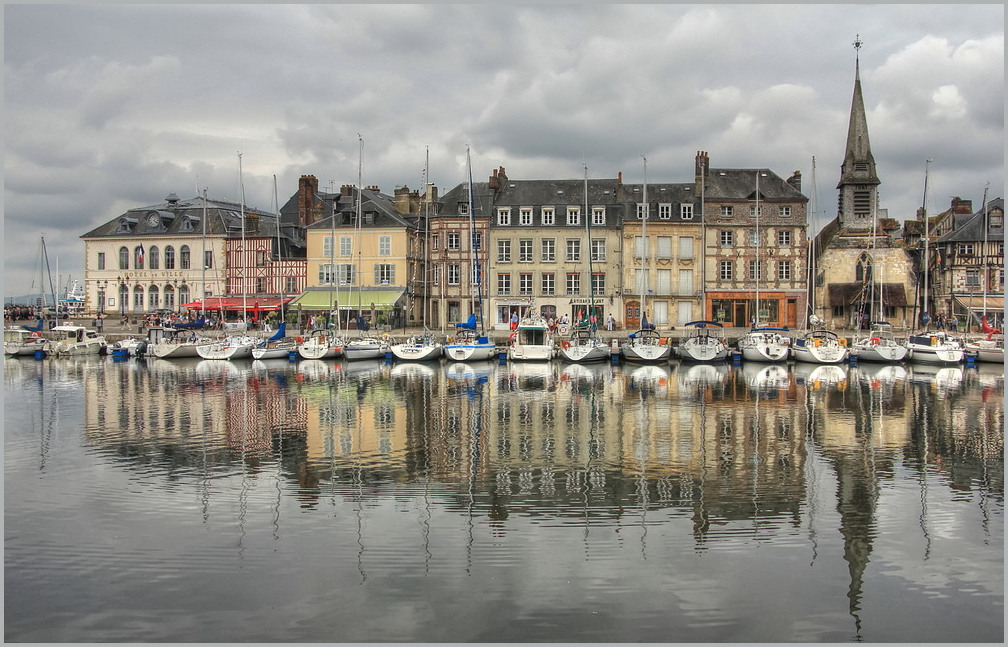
[289,177,418,329]
[697,152,809,328]
[427,175,493,329]
[81,192,304,318]
[485,168,624,331]
[620,171,705,329]
[933,197,1005,329]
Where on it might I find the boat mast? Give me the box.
[806,157,817,329]
[921,158,932,330]
[239,151,248,326]
[273,174,285,327]
[356,134,364,322]
[201,187,208,321]
[584,163,595,329]
[755,170,760,326]
[641,155,648,324]
[981,183,989,320]
[466,145,483,334]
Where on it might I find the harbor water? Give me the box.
[4,355,1003,642]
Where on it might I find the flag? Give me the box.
[136,244,145,265]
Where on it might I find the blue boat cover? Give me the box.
[455,313,478,330]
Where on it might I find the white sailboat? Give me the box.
[738,170,790,362]
[558,165,608,363]
[675,320,729,362]
[445,146,497,362]
[392,148,443,362]
[5,236,58,357]
[253,176,296,360]
[908,160,963,365]
[344,135,388,361]
[792,157,850,365]
[622,155,672,363]
[851,175,908,363]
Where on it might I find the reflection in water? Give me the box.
[4,355,1003,642]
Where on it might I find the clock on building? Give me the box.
[148,214,160,228]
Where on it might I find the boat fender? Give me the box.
[931,337,937,346]
[381,333,390,342]
[446,336,453,343]
[508,331,517,344]
[560,340,571,350]
[870,337,880,346]
[295,336,304,344]
[838,337,847,346]
[30,331,41,338]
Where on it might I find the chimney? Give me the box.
[950,196,973,214]
[394,186,411,214]
[616,172,623,202]
[340,184,354,197]
[298,175,319,227]
[787,170,802,193]
[694,151,709,195]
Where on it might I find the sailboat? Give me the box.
[738,170,791,362]
[253,176,296,360]
[197,153,255,360]
[391,148,443,362]
[851,177,908,363]
[5,236,58,358]
[792,157,850,365]
[907,160,963,365]
[675,320,730,362]
[622,156,672,363]
[445,146,497,362]
[344,135,388,361]
[558,165,608,363]
[963,187,1004,363]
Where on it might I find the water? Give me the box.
[4,355,1003,642]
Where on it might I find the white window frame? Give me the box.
[719,260,733,281]
[447,264,460,285]
[497,273,511,296]
[447,232,460,251]
[542,207,555,226]
[497,239,511,263]
[520,207,533,226]
[656,236,673,259]
[592,207,605,226]
[720,230,733,247]
[659,204,672,220]
[777,260,792,281]
[566,206,580,226]
[681,204,694,220]
[678,236,693,260]
[591,239,606,262]
[566,239,581,262]
[340,236,352,256]
[779,206,791,217]
[519,272,533,295]
[721,205,733,217]
[541,272,555,296]
[541,238,555,262]
[519,239,533,262]
[565,272,581,296]
[777,230,792,247]
[497,207,511,226]
[637,203,648,220]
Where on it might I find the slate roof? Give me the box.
[304,187,418,232]
[936,198,1004,243]
[703,168,807,202]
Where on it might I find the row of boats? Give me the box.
[4,313,1003,368]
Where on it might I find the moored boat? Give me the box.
[791,326,849,365]
[851,321,908,363]
[675,320,730,363]
[507,311,554,362]
[906,330,964,365]
[49,324,106,356]
[738,327,791,363]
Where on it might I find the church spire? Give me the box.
[837,34,880,229]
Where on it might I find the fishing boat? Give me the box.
[445,147,496,362]
[557,166,608,364]
[4,326,50,357]
[737,170,791,363]
[507,307,555,362]
[48,324,106,356]
[675,320,729,363]
[622,157,672,364]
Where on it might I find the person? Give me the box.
[951,314,959,332]
[606,314,615,331]
[96,315,103,333]
[509,311,519,331]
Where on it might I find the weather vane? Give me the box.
[853,34,862,51]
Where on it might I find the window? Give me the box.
[541,239,556,262]
[148,286,159,310]
[319,263,337,284]
[459,201,469,216]
[379,235,391,256]
[779,206,791,217]
[566,206,580,226]
[591,239,606,262]
[447,264,460,285]
[720,230,733,246]
[340,236,352,256]
[256,278,265,293]
[957,243,975,255]
[180,245,190,270]
[204,250,213,270]
[749,205,763,217]
[634,269,647,294]
[497,208,511,226]
[637,203,648,220]
[966,269,980,286]
[323,235,334,257]
[497,239,511,262]
[656,236,673,259]
[98,252,106,271]
[519,239,533,262]
[721,205,733,217]
[749,230,759,247]
[592,207,605,226]
[659,204,672,220]
[719,260,733,280]
[542,207,555,226]
[591,272,605,296]
[777,260,792,281]
[148,247,159,270]
[778,230,792,246]
[497,273,511,296]
[656,269,671,294]
[164,246,175,270]
[634,236,648,259]
[520,208,533,226]
[566,272,581,296]
[338,264,355,284]
[678,236,693,260]
[681,204,694,220]
[375,264,395,284]
[541,272,555,296]
[855,253,872,282]
[431,234,439,251]
[285,277,297,294]
[447,232,460,251]
[519,273,533,295]
[566,239,581,262]
[472,231,482,251]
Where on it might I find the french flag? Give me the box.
[137,244,145,264]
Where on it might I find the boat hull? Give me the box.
[390,342,443,362]
[676,338,729,363]
[792,331,849,365]
[196,338,254,360]
[444,343,497,362]
[557,342,608,363]
[344,339,386,361]
[907,332,964,365]
[738,330,791,363]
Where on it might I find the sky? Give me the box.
[3,4,1004,299]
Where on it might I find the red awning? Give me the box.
[181,296,292,312]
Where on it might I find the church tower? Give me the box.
[836,35,881,232]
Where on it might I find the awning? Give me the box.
[954,295,1005,312]
[827,283,907,307]
[181,296,292,312]
[288,288,405,311]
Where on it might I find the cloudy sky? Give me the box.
[4,4,1003,298]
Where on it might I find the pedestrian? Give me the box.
[606,313,615,331]
[509,311,519,331]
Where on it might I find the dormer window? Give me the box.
[180,216,198,232]
[116,217,138,234]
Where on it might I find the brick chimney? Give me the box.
[950,196,973,214]
[490,166,508,195]
[394,186,412,214]
[298,175,319,227]
[616,172,623,202]
[694,151,710,195]
[786,170,802,193]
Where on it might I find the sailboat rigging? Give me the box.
[252,175,294,359]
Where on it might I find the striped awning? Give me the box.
[288,288,405,311]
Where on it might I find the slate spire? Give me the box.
[838,35,880,189]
